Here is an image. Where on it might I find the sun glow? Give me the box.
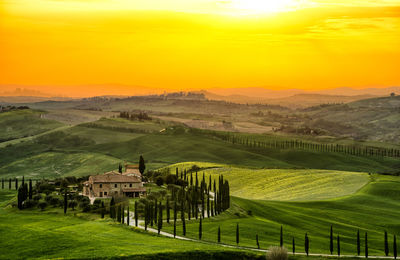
[230,0,305,15]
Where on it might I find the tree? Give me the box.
[166,197,170,223]
[256,234,260,249]
[64,191,68,215]
[173,217,176,238]
[139,155,146,175]
[236,223,239,245]
[134,201,138,227]
[182,215,186,236]
[1,178,4,189]
[127,206,130,226]
[9,178,11,189]
[28,179,32,200]
[280,225,283,247]
[15,178,18,190]
[337,235,341,256]
[357,229,361,256]
[218,226,221,243]
[101,201,105,219]
[154,199,158,224]
[110,197,115,219]
[157,202,162,234]
[118,163,123,173]
[365,232,368,258]
[385,231,389,256]
[17,186,24,210]
[305,233,309,256]
[121,206,125,224]
[293,237,295,254]
[394,235,397,260]
[330,225,334,255]
[199,217,202,240]
[117,205,121,222]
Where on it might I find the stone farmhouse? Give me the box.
[83,164,146,198]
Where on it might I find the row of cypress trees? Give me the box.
[189,128,400,159]
[2,177,36,191]
[17,177,34,209]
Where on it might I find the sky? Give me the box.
[0,0,400,96]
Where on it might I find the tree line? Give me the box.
[189,128,400,159]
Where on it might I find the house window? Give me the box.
[114,184,117,188]
[100,184,102,188]
[104,192,107,196]
[129,183,132,187]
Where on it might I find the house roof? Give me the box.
[90,171,141,183]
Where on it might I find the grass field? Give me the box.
[0,151,121,179]
[162,162,370,201]
[162,174,400,256]
[0,109,63,142]
[0,189,255,260]
[1,116,399,180]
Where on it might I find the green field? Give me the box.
[162,162,370,201]
[0,109,63,142]
[162,174,400,256]
[0,191,257,260]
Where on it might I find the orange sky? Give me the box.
[0,0,400,96]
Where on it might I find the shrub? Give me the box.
[33,194,42,201]
[45,195,53,202]
[266,246,288,260]
[38,201,48,211]
[156,176,164,186]
[50,197,61,207]
[24,199,38,208]
[68,200,78,210]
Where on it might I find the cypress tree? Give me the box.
[118,163,122,173]
[207,194,210,218]
[144,202,148,231]
[139,155,146,175]
[154,199,158,224]
[63,191,68,215]
[337,235,341,256]
[28,179,32,199]
[9,178,11,189]
[280,225,283,247]
[122,206,125,224]
[17,186,23,210]
[157,202,162,234]
[236,223,239,245]
[173,217,176,238]
[305,233,309,256]
[101,201,105,219]
[174,201,177,224]
[182,215,186,236]
[127,206,130,226]
[134,201,138,227]
[365,232,368,258]
[1,178,3,189]
[385,231,389,256]
[394,235,397,260]
[330,225,334,255]
[166,197,170,223]
[199,217,202,240]
[117,205,121,222]
[293,237,295,254]
[15,178,18,190]
[256,234,260,249]
[218,226,221,243]
[357,229,361,256]
[110,197,115,219]
[22,176,24,187]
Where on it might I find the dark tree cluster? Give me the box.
[119,111,152,121]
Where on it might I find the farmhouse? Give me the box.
[83,171,146,198]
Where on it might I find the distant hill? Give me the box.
[200,90,377,108]
[301,95,400,142]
